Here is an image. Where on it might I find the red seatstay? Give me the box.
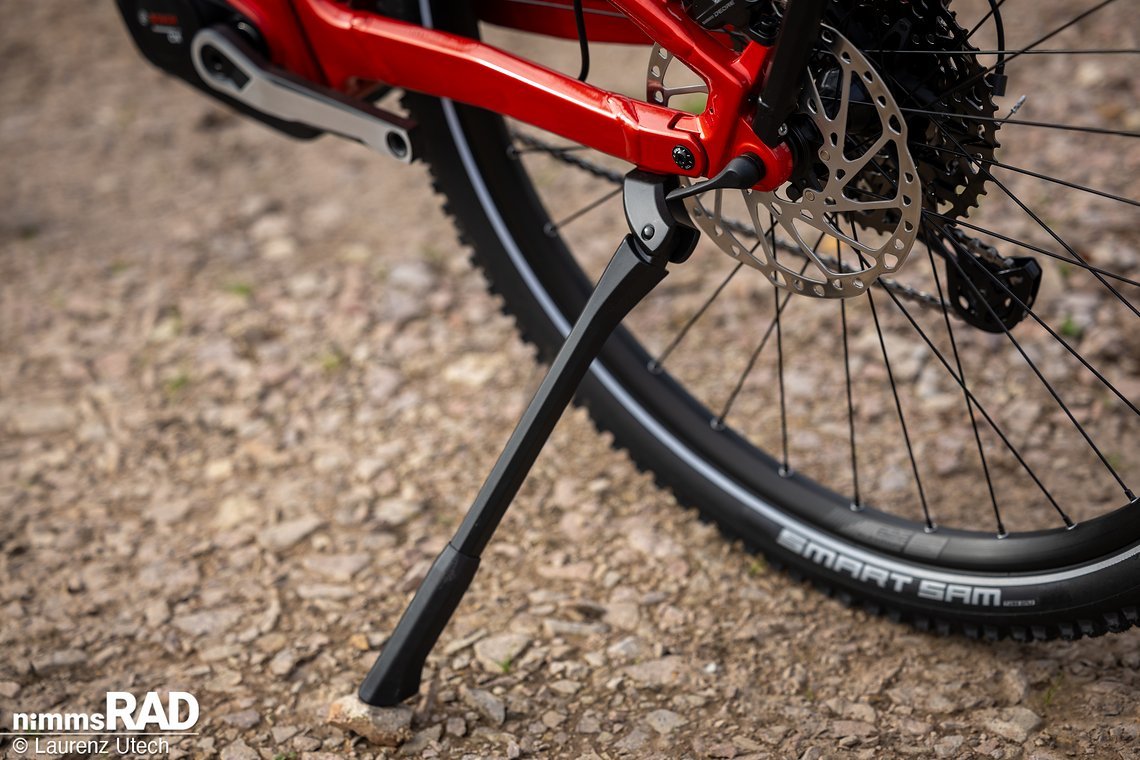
[232,0,792,187]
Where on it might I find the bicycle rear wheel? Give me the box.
[401,0,1140,640]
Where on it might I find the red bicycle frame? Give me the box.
[223,0,793,189]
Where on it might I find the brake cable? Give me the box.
[573,0,590,81]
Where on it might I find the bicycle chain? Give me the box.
[945,226,1012,268]
[511,131,952,313]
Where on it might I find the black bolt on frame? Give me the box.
[358,171,698,706]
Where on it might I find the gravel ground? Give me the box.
[2,2,1140,759]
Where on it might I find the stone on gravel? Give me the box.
[442,628,486,656]
[295,583,354,600]
[462,687,506,726]
[172,606,244,637]
[623,656,692,688]
[214,495,260,529]
[606,636,643,662]
[400,724,443,755]
[577,715,601,734]
[326,695,413,746]
[831,720,876,739]
[442,353,499,387]
[292,735,322,752]
[221,709,260,729]
[387,261,437,294]
[446,717,467,737]
[269,648,301,677]
[473,632,531,673]
[220,739,259,760]
[8,402,77,435]
[0,681,21,698]
[301,553,369,581]
[985,706,1042,743]
[934,735,966,758]
[375,497,422,527]
[31,649,87,675]
[543,618,606,637]
[999,668,1031,705]
[604,601,640,630]
[645,708,687,734]
[550,679,581,696]
[259,516,323,551]
[271,726,300,744]
[615,728,651,752]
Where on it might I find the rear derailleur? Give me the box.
[931,227,1042,333]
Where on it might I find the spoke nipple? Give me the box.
[641,224,656,241]
[1065,521,1079,531]
[923,522,938,534]
[710,417,725,431]
[778,465,793,478]
[849,501,863,512]
[646,360,662,375]
[996,530,1009,540]
[543,222,557,238]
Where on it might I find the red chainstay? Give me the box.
[226,0,793,186]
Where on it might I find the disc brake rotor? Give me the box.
[649,26,921,298]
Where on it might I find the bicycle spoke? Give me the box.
[862,48,1139,56]
[843,121,1135,458]
[710,286,791,430]
[918,143,1139,209]
[920,211,1140,288]
[649,261,744,373]
[858,245,934,530]
[925,240,1006,535]
[929,0,1121,112]
[713,235,820,429]
[926,231,1140,418]
[965,0,1008,40]
[935,221,1136,501]
[877,244,1073,525]
[837,240,862,509]
[835,180,1139,289]
[822,95,1140,139]
[542,187,622,237]
[845,224,933,527]
[772,217,790,475]
[927,118,1140,318]
[902,107,1140,140]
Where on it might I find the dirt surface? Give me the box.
[2,2,1140,759]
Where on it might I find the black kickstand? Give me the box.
[358,171,698,706]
